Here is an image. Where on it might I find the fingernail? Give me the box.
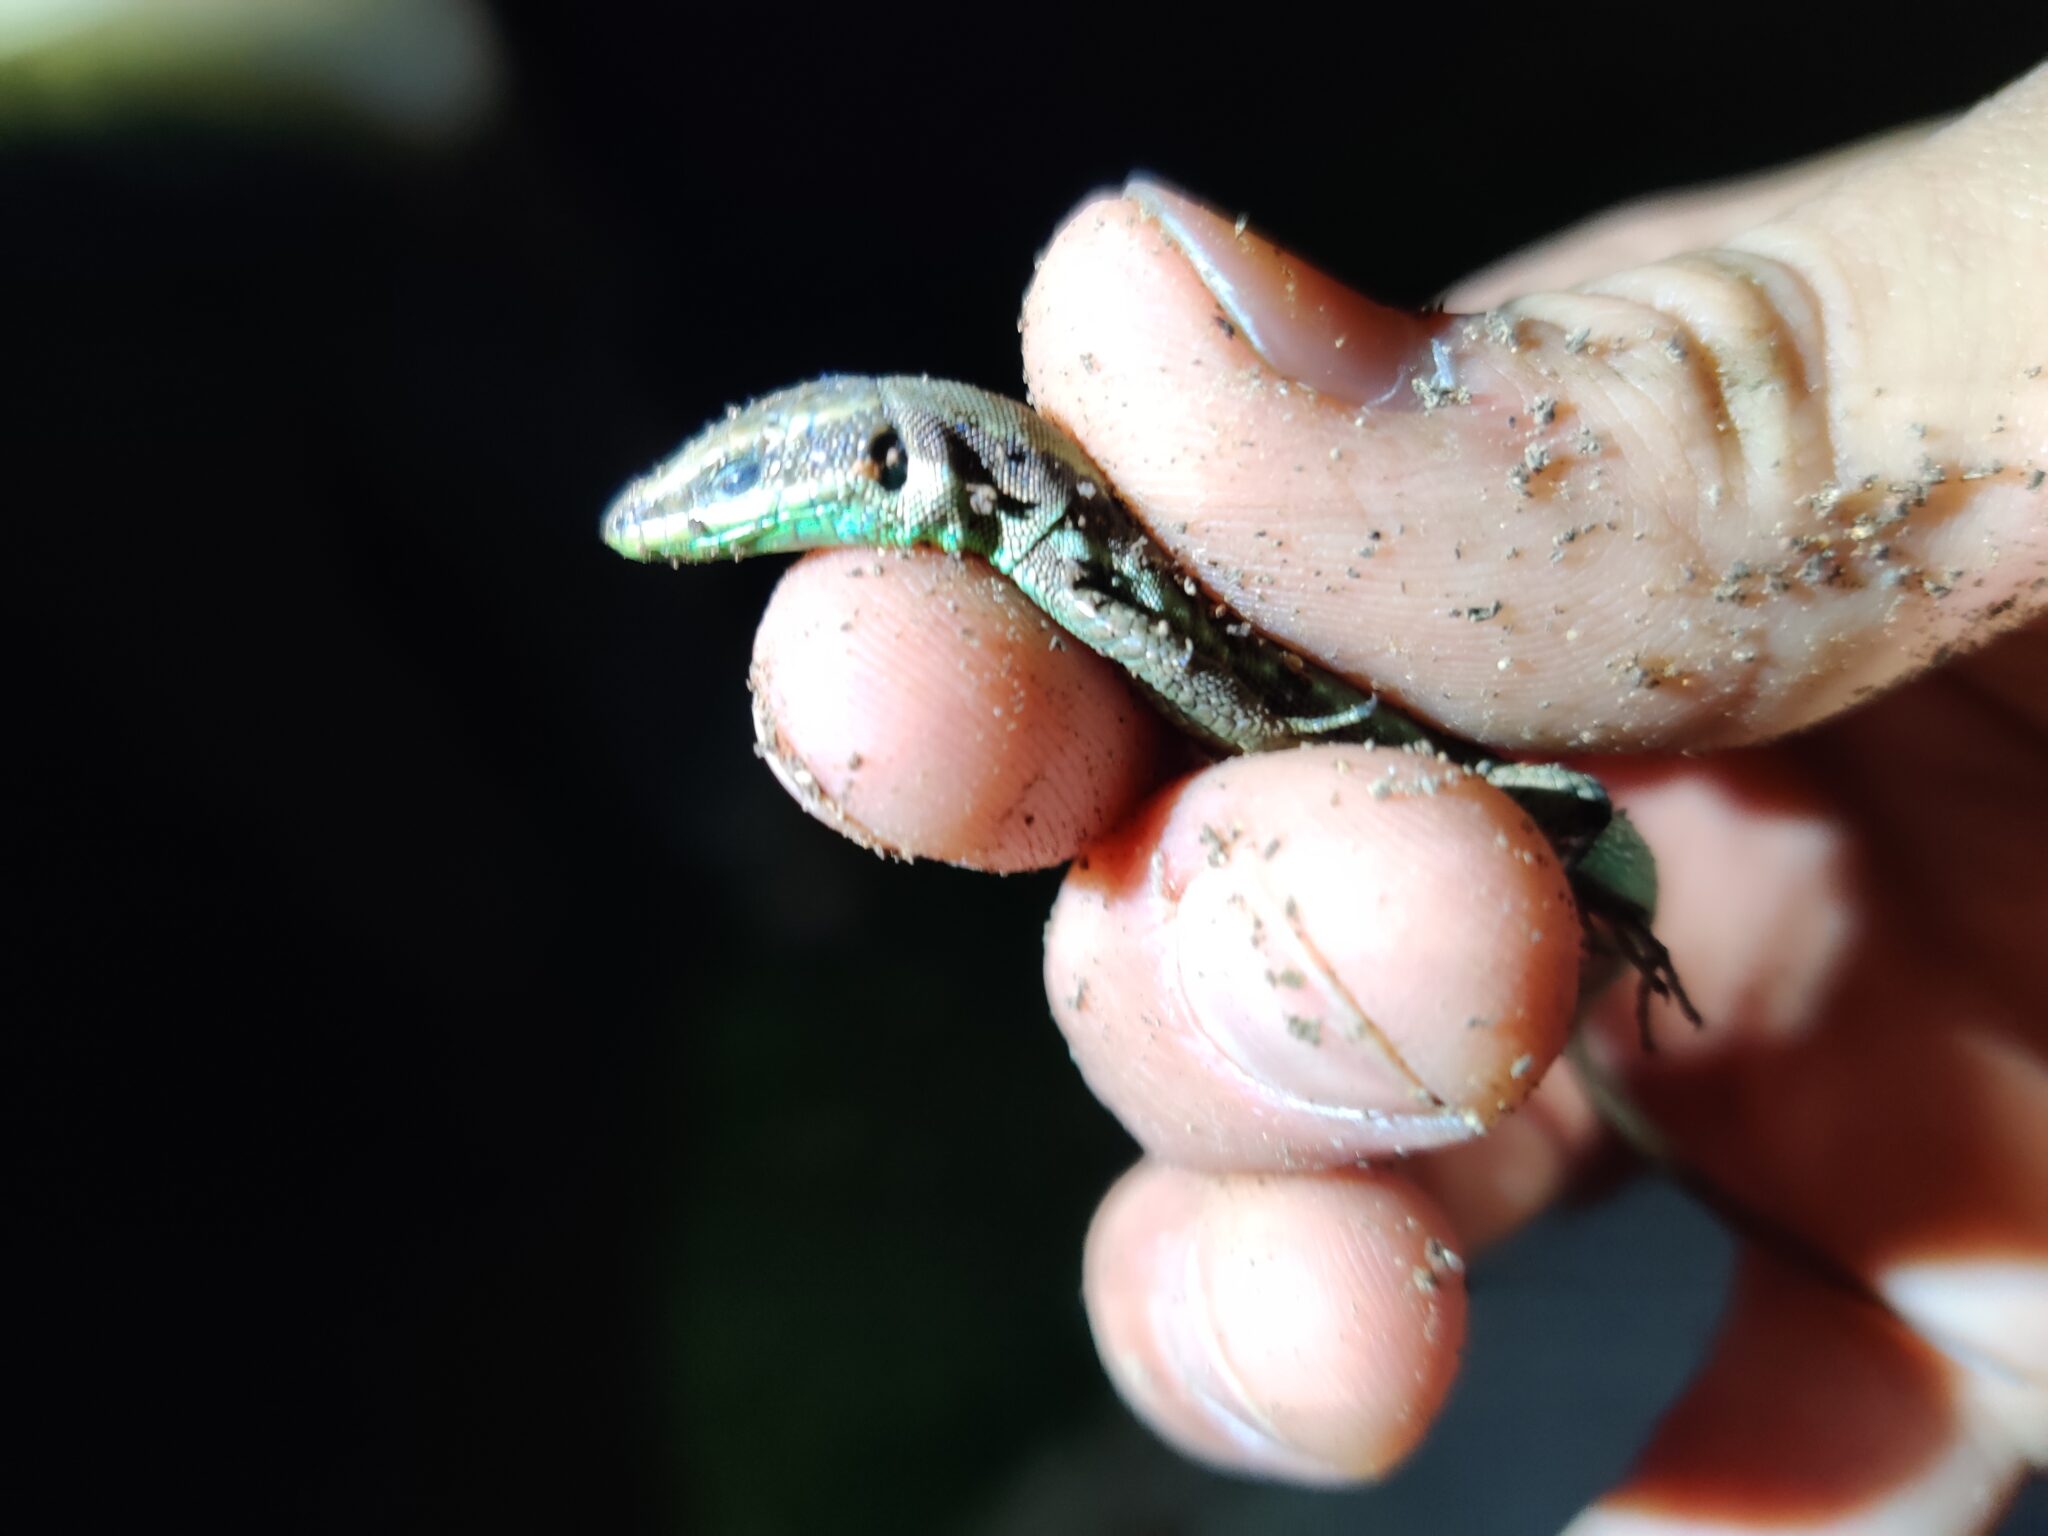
[1125,175,1441,408]
[1169,852,1488,1138]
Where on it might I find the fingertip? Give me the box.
[1047,748,1582,1168]
[1084,1163,1468,1483]
[751,548,1168,870]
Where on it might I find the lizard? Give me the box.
[599,372,1953,1318]
[599,373,1699,1045]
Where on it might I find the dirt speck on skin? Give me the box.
[1425,1237,1466,1278]
[1622,656,1659,689]
[1804,481,1844,515]
[1287,1014,1322,1046]
[1413,376,1471,411]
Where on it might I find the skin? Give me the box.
[738,65,2048,1531]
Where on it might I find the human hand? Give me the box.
[742,65,2048,1530]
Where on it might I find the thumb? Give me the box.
[1019,66,2048,753]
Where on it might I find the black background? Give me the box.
[13,6,2046,1532]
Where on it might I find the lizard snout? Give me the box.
[600,477,661,561]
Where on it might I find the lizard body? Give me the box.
[601,374,1695,1030]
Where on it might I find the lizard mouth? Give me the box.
[600,481,775,563]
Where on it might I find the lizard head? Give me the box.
[601,375,909,564]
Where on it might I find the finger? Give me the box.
[1587,747,2048,1416]
[1083,1160,1467,1483]
[1441,121,1939,309]
[1019,71,2048,753]
[1045,746,1581,1167]
[748,547,1170,870]
[1565,1252,2030,1536]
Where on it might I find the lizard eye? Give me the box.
[709,455,761,498]
[867,429,908,492]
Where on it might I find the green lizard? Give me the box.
[601,373,1699,1041]
[598,372,1958,1323]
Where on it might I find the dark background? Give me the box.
[13,5,2045,1532]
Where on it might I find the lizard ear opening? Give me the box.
[867,429,908,491]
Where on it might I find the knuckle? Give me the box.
[1503,251,1839,552]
